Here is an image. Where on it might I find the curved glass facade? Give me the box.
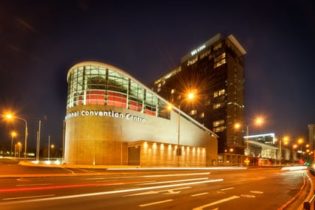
[67,62,170,119]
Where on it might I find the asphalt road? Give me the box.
[0,158,309,210]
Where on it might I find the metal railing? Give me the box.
[304,191,315,210]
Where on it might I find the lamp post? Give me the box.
[234,115,265,157]
[292,144,298,162]
[10,131,17,156]
[3,112,28,159]
[47,136,55,160]
[297,138,304,160]
[16,142,22,158]
[170,89,197,167]
[279,135,290,165]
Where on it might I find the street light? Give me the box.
[47,135,55,160]
[234,115,265,156]
[10,131,18,156]
[3,112,28,159]
[168,89,197,166]
[297,138,304,145]
[16,142,22,158]
[279,135,290,165]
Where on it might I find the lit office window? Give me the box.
[213,89,226,98]
[190,109,197,115]
[213,120,225,127]
[213,103,222,110]
[213,126,225,133]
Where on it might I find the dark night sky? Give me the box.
[0,0,314,150]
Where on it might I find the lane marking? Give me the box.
[240,194,256,198]
[220,187,234,191]
[125,191,159,197]
[125,187,191,197]
[191,192,209,197]
[250,191,263,194]
[163,187,191,192]
[142,172,210,178]
[85,178,105,180]
[0,179,223,205]
[192,195,240,210]
[164,189,181,195]
[3,194,55,201]
[139,199,173,207]
[0,182,124,193]
[138,177,209,185]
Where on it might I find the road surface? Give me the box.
[0,159,309,210]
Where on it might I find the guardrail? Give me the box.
[304,191,315,210]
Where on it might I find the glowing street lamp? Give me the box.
[254,116,265,127]
[10,131,18,156]
[279,135,290,165]
[48,135,55,160]
[16,142,22,158]
[234,122,241,130]
[297,138,304,145]
[283,136,290,145]
[167,89,197,165]
[3,112,28,159]
[177,89,197,157]
[235,115,266,156]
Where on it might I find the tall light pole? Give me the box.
[10,131,17,156]
[170,89,197,167]
[279,135,290,165]
[235,115,265,157]
[16,142,22,158]
[3,112,28,159]
[297,137,304,160]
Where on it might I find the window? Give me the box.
[213,43,222,51]
[129,81,144,111]
[213,126,225,133]
[190,109,197,115]
[214,52,226,69]
[67,63,172,120]
[213,89,226,98]
[213,120,225,127]
[214,59,226,68]
[157,99,171,119]
[213,103,222,109]
[144,91,157,116]
[200,50,211,59]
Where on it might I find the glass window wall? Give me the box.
[67,63,170,119]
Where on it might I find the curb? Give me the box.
[278,171,313,210]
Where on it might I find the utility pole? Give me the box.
[36,120,41,161]
[48,135,51,160]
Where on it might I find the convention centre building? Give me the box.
[64,61,217,166]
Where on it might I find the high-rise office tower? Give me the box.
[153,34,246,154]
